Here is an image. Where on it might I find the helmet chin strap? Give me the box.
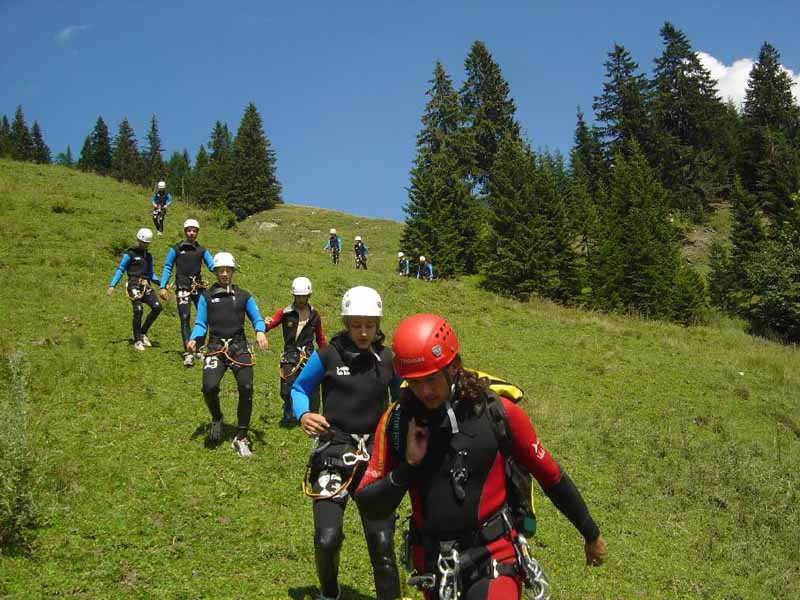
[443,369,460,434]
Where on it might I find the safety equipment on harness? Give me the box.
[183,218,200,230]
[136,228,153,243]
[502,511,551,600]
[302,431,371,500]
[176,276,209,304]
[437,547,461,600]
[291,276,313,296]
[392,313,459,379]
[201,337,255,367]
[279,347,310,380]
[341,286,382,317]
[212,252,235,269]
[126,278,153,300]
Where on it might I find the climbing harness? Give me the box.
[177,277,208,305]
[279,347,310,380]
[201,338,255,367]
[126,279,153,300]
[302,432,371,499]
[502,511,551,600]
[437,547,461,600]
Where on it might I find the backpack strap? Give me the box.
[485,391,512,457]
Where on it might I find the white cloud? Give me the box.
[698,51,800,107]
[54,24,92,46]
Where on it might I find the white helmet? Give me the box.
[157,181,166,190]
[291,276,313,296]
[213,252,235,269]
[419,255,426,262]
[341,286,382,317]
[397,251,404,258]
[355,235,362,241]
[330,228,337,234]
[183,218,200,230]
[136,228,153,243]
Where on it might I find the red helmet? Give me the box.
[392,313,459,379]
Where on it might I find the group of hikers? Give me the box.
[105,185,605,600]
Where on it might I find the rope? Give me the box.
[126,279,153,301]
[201,338,255,367]
[279,348,310,380]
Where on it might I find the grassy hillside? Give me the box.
[0,159,798,599]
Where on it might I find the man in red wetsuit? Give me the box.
[355,313,606,599]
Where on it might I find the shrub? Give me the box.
[0,352,40,553]
[213,202,237,230]
[50,200,75,214]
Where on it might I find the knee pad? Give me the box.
[365,528,395,557]
[152,302,162,312]
[314,527,344,554]
[237,382,253,396]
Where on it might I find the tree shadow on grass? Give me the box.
[287,584,374,600]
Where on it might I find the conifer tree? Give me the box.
[205,121,233,205]
[143,114,164,185]
[591,141,704,321]
[111,118,141,183]
[459,41,521,191]
[419,61,462,157]
[31,122,51,164]
[166,150,191,200]
[593,45,651,158]
[209,121,233,162]
[10,105,34,161]
[0,115,11,157]
[754,127,800,226]
[483,137,578,301]
[88,116,112,174]
[730,178,766,283]
[78,135,93,171]
[227,103,282,219]
[191,144,213,205]
[55,146,74,167]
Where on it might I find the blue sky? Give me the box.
[2,1,798,221]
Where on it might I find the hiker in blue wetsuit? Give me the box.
[151,180,172,235]
[106,227,162,351]
[159,218,215,367]
[396,252,410,276]
[291,286,401,600]
[324,228,342,265]
[354,236,369,270]
[186,252,268,457]
[417,255,434,281]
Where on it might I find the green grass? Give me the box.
[0,159,798,599]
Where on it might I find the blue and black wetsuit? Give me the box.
[150,191,172,233]
[109,246,162,343]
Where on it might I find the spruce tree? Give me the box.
[111,118,141,183]
[593,45,651,158]
[419,61,462,157]
[459,41,521,192]
[88,116,112,174]
[191,144,213,205]
[754,127,800,226]
[0,115,11,157]
[730,178,766,284]
[55,146,74,167]
[206,121,233,205]
[78,135,93,171]
[483,137,578,301]
[166,150,191,200]
[143,114,164,185]
[227,103,282,219]
[31,122,51,164]
[10,105,34,161]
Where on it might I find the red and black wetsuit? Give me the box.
[356,389,600,600]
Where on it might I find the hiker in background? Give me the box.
[107,227,162,352]
[291,286,401,600]
[186,252,268,457]
[151,180,172,236]
[354,235,369,270]
[356,313,606,600]
[265,276,327,426]
[159,218,214,367]
[417,255,434,281]
[396,252,410,276]
[324,228,342,265]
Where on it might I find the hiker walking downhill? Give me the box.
[354,235,368,270]
[291,286,401,600]
[417,256,434,281]
[265,276,327,426]
[355,313,606,600]
[397,252,410,277]
[159,219,215,367]
[151,180,172,236]
[324,229,342,265]
[107,227,162,351]
[186,252,269,457]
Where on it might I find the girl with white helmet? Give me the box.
[353,235,368,270]
[396,251,409,276]
[106,228,163,351]
[158,218,215,367]
[291,286,400,600]
[324,229,342,265]
[150,181,172,236]
[186,252,269,457]
[264,276,328,425]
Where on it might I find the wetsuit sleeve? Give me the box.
[166,193,172,207]
[355,409,417,520]
[245,297,266,332]
[151,193,157,207]
[190,295,208,339]
[416,266,421,279]
[291,351,324,418]
[159,247,177,288]
[429,264,434,279]
[265,308,284,332]
[109,254,130,287]
[324,239,331,250]
[502,398,600,542]
[203,250,214,271]
[364,244,369,256]
[316,315,327,347]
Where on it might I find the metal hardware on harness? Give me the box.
[500,511,551,600]
[201,337,255,367]
[301,433,368,500]
[407,573,436,591]
[126,279,152,300]
[437,548,461,600]
[341,435,370,466]
[279,347,310,380]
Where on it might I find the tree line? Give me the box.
[0,102,282,223]
[401,24,800,340]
